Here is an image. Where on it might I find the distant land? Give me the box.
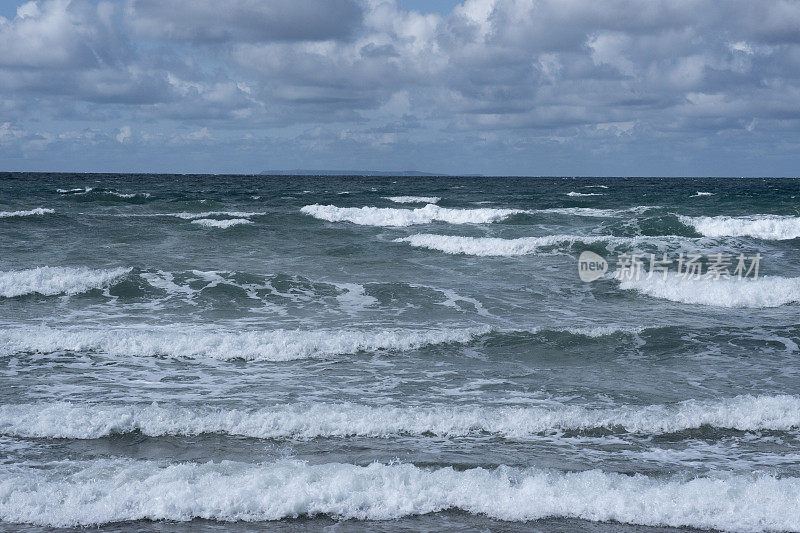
[259,169,481,177]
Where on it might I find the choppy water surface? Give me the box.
[1,174,799,532]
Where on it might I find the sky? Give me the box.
[1,0,799,176]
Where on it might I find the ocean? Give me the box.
[0,173,799,532]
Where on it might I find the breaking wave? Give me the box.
[533,206,654,218]
[395,233,682,256]
[0,208,54,218]
[191,218,253,228]
[300,204,524,226]
[0,458,798,530]
[678,214,800,240]
[169,211,266,220]
[619,274,800,308]
[566,191,603,197]
[0,266,131,298]
[2,394,796,440]
[0,325,490,361]
[384,196,441,204]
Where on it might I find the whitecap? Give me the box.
[395,234,684,256]
[2,394,796,440]
[619,273,800,308]
[0,266,131,298]
[384,196,441,204]
[301,204,523,226]
[678,214,800,240]
[566,191,603,197]
[1,458,798,530]
[170,211,266,220]
[0,208,55,218]
[190,218,253,228]
[0,325,490,361]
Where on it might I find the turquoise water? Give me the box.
[0,174,799,532]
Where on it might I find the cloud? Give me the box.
[126,0,363,42]
[1,0,800,174]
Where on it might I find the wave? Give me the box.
[533,206,654,218]
[394,233,682,256]
[0,266,131,298]
[0,208,54,218]
[619,274,800,308]
[678,214,800,240]
[384,196,441,204]
[0,325,489,361]
[191,218,253,228]
[2,394,796,440]
[57,187,93,194]
[170,211,266,220]
[584,185,609,189]
[300,204,524,226]
[57,187,151,200]
[1,458,798,530]
[690,191,714,197]
[566,191,603,197]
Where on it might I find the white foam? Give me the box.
[395,233,677,256]
[1,458,798,530]
[679,214,800,240]
[566,191,603,197]
[300,204,523,226]
[0,325,489,361]
[0,208,54,218]
[384,196,441,204]
[170,211,266,220]
[534,206,654,217]
[57,187,92,193]
[620,274,800,308]
[0,266,131,298]
[190,218,253,228]
[105,191,150,198]
[584,185,609,189]
[2,394,796,440]
[691,191,714,197]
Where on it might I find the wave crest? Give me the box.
[0,266,131,298]
[395,233,683,256]
[191,218,253,228]
[2,394,796,440]
[1,459,798,530]
[301,204,524,226]
[0,208,54,218]
[679,214,800,240]
[620,274,800,308]
[0,326,489,361]
[384,196,441,204]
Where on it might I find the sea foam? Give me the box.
[395,234,682,256]
[191,218,253,228]
[679,214,800,240]
[0,266,131,298]
[1,394,796,440]
[170,211,266,220]
[300,204,524,226]
[620,274,800,308]
[0,325,489,361]
[384,196,441,204]
[0,458,798,530]
[0,208,55,218]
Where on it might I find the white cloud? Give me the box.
[116,125,131,143]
